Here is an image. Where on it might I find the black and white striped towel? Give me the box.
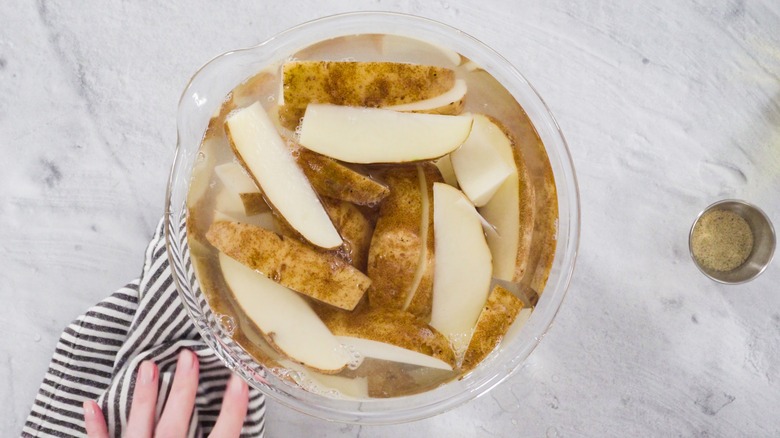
[22,220,266,437]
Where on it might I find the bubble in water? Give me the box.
[196,151,206,162]
[364,200,380,209]
[294,121,304,140]
[271,270,282,282]
[337,343,364,370]
[216,314,236,336]
[552,374,560,383]
[546,426,560,438]
[267,95,275,102]
[33,334,42,342]
[511,419,518,426]
[208,180,217,188]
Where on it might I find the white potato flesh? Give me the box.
[380,35,461,67]
[336,336,453,371]
[214,162,261,195]
[476,123,522,281]
[451,114,514,207]
[384,79,467,112]
[429,183,493,352]
[219,253,348,373]
[298,104,473,164]
[225,102,341,249]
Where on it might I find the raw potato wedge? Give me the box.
[336,336,453,371]
[280,61,456,128]
[316,307,456,369]
[450,114,515,207]
[320,197,374,272]
[405,164,443,318]
[272,196,374,271]
[214,162,270,215]
[429,183,493,353]
[295,148,390,206]
[299,104,473,164]
[218,253,347,373]
[206,221,371,310]
[379,35,461,67]
[461,285,524,372]
[225,101,342,249]
[368,164,442,318]
[477,116,535,282]
[384,79,466,115]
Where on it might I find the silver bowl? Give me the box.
[689,199,775,284]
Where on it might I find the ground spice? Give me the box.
[691,209,754,272]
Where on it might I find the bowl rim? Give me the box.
[164,10,581,424]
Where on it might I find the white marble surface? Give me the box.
[3,1,780,436]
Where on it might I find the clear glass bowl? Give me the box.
[165,11,580,424]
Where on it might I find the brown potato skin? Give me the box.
[366,166,423,311]
[461,285,524,372]
[320,197,374,272]
[280,61,456,129]
[315,306,456,368]
[295,148,389,206]
[404,164,443,319]
[206,221,370,310]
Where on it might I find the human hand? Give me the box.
[82,349,249,437]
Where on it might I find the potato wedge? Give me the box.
[320,197,374,272]
[316,307,456,369]
[295,148,389,206]
[405,164,443,318]
[477,116,535,282]
[279,61,456,129]
[367,164,442,318]
[206,221,370,310]
[461,285,524,372]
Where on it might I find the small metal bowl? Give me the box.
[689,199,775,284]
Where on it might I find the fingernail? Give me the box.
[178,349,195,372]
[139,361,156,385]
[228,373,247,395]
[83,401,95,419]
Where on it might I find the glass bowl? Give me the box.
[165,11,580,424]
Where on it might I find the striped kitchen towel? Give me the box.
[21,219,266,437]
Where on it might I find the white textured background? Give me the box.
[2,1,780,436]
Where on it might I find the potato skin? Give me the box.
[295,148,389,206]
[461,285,524,372]
[206,221,370,310]
[280,61,456,129]
[404,164,443,319]
[315,306,456,369]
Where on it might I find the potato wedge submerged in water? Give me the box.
[476,116,535,282]
[429,183,493,353]
[316,307,456,369]
[295,148,389,206]
[218,253,347,373]
[225,101,342,249]
[280,60,457,128]
[299,104,473,164]
[206,221,370,310]
[367,164,441,318]
[461,285,524,372]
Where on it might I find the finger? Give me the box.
[126,360,159,438]
[155,349,200,437]
[83,400,109,438]
[209,373,248,437]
